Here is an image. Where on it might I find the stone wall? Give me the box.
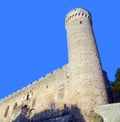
[94,103,120,122]
[0,65,71,121]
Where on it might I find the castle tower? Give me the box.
[65,8,108,116]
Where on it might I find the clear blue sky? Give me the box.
[0,0,120,98]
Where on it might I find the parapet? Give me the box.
[65,8,91,24]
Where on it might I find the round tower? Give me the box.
[65,8,108,118]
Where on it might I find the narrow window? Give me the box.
[78,13,80,16]
[26,94,29,100]
[64,104,67,110]
[82,13,84,16]
[4,106,9,118]
[51,103,55,111]
[80,21,82,24]
[13,103,17,110]
[32,99,36,107]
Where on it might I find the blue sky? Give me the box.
[0,0,120,98]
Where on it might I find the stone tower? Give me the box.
[65,8,108,115]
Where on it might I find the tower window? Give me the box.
[82,13,84,16]
[80,21,82,24]
[4,106,9,118]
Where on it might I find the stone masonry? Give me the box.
[0,8,108,122]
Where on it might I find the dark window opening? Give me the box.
[64,104,67,110]
[4,106,9,118]
[82,13,84,16]
[80,21,82,24]
[51,103,55,111]
[21,105,28,115]
[26,94,29,100]
[22,105,28,109]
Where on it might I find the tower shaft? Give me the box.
[65,8,108,115]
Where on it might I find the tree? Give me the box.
[111,68,120,102]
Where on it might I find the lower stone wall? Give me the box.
[12,105,84,122]
[94,103,120,122]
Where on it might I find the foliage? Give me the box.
[111,68,120,101]
[87,111,103,122]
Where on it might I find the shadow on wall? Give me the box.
[12,104,85,122]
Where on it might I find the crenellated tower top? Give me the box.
[65,8,91,24]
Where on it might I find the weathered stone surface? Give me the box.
[94,103,120,122]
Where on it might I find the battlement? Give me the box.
[0,64,67,104]
[65,8,91,24]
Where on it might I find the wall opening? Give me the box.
[51,103,55,111]
[26,94,29,100]
[4,106,9,118]
[64,104,67,110]
[82,13,84,16]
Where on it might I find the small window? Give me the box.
[80,21,82,24]
[78,13,80,16]
[82,13,84,16]
[51,103,55,111]
[26,94,29,100]
[64,104,67,110]
[4,106,9,118]
[13,103,17,110]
